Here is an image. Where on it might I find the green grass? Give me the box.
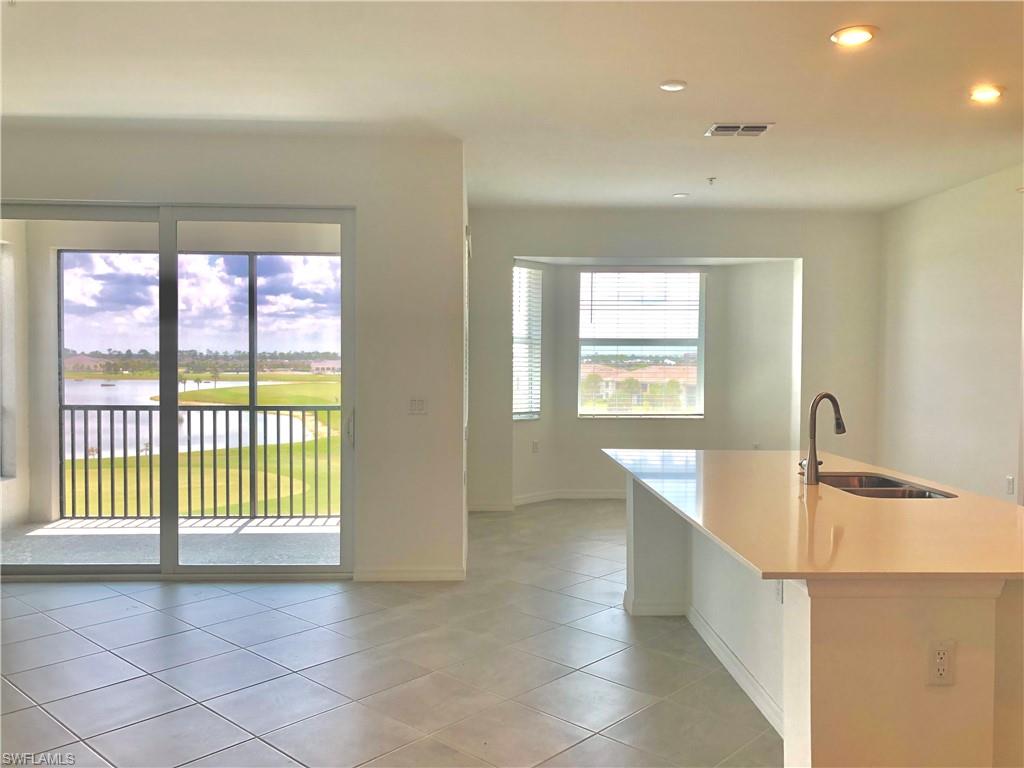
[62,436,341,518]
[64,381,344,519]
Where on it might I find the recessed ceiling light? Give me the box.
[659,80,687,92]
[830,25,878,47]
[672,192,690,198]
[970,84,1004,103]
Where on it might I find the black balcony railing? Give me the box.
[59,404,341,519]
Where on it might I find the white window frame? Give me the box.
[512,264,542,420]
[576,269,706,419]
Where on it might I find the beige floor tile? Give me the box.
[567,609,678,645]
[204,610,315,647]
[434,700,590,768]
[513,626,628,669]
[280,592,385,625]
[38,741,112,767]
[132,584,230,609]
[583,647,712,697]
[302,648,432,699]
[205,673,348,734]
[602,570,627,585]
[1,631,102,674]
[43,676,191,739]
[516,671,656,731]
[340,583,425,609]
[362,672,502,733]
[603,701,764,767]
[509,591,606,624]
[185,739,302,767]
[364,738,491,767]
[508,567,592,592]
[1,613,67,645]
[638,624,723,669]
[556,579,625,608]
[86,705,249,768]
[239,582,343,609]
[76,612,193,650]
[717,730,784,767]
[1,597,38,619]
[162,594,266,627]
[443,646,572,698]
[44,595,152,629]
[114,629,235,673]
[18,584,120,611]
[8,652,143,704]
[250,626,369,670]
[538,554,622,579]
[449,607,558,642]
[2,679,34,714]
[155,649,288,701]
[331,607,442,645]
[381,626,506,670]
[263,702,421,768]
[670,671,771,732]
[0,706,77,754]
[539,735,672,767]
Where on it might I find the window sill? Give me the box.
[576,413,705,420]
[513,413,540,422]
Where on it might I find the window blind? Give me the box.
[578,271,704,417]
[512,266,542,418]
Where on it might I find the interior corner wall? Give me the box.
[1,119,468,579]
[467,207,882,511]
[0,219,30,528]
[877,164,1023,500]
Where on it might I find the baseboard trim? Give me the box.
[468,504,515,513]
[354,568,466,582]
[513,489,627,506]
[687,605,784,736]
[624,589,688,616]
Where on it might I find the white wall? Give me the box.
[877,165,1023,500]
[511,262,796,503]
[0,220,30,528]
[22,220,159,526]
[468,207,881,511]
[2,119,468,579]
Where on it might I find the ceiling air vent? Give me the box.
[705,122,774,137]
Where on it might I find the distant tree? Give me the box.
[612,378,641,410]
[581,373,604,403]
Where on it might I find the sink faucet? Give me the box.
[802,392,846,485]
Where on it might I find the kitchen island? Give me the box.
[605,448,1023,768]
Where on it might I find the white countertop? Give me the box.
[604,448,1024,580]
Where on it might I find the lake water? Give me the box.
[62,379,322,459]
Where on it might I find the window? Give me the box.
[578,271,704,417]
[512,265,542,419]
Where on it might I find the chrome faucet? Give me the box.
[802,392,846,485]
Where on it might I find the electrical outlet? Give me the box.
[531,440,540,454]
[408,398,428,416]
[928,640,956,686]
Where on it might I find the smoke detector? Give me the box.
[705,123,774,137]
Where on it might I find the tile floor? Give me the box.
[0,499,783,767]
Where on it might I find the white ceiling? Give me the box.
[2,2,1021,209]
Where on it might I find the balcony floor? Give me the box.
[1,517,341,566]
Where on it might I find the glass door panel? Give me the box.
[176,220,342,566]
[1,219,161,566]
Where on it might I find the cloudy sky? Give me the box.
[62,252,341,355]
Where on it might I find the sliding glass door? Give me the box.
[0,204,353,576]
[175,219,344,567]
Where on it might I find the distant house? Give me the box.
[310,359,341,374]
[580,362,698,407]
[64,354,106,372]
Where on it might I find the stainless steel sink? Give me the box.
[817,473,956,499]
